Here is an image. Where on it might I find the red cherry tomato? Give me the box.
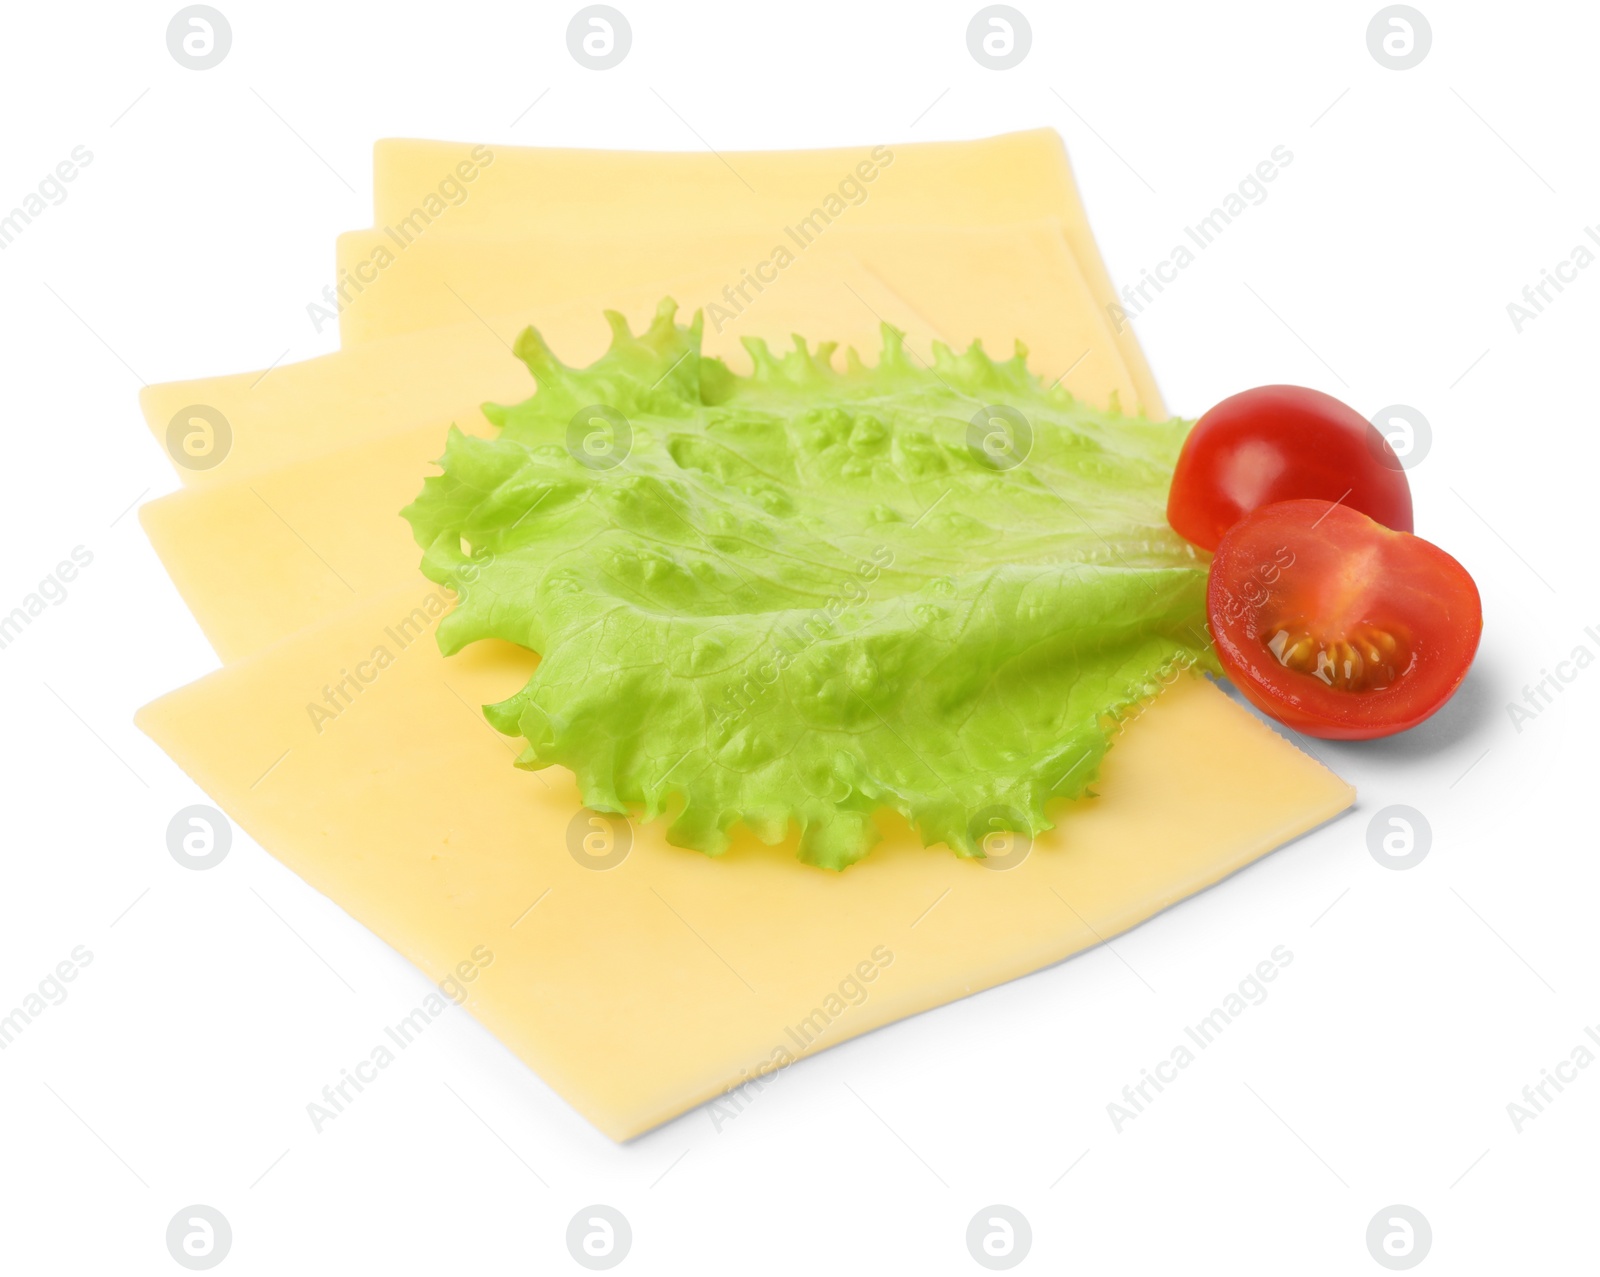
[1169,385,1414,550]
[1208,500,1481,740]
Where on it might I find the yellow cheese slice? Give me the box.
[136,580,1353,1140]
[330,220,1141,412]
[139,252,937,490]
[369,129,1162,414]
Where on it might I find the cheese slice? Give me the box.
[368,129,1162,414]
[136,580,1353,1140]
[330,220,1142,413]
[139,251,938,490]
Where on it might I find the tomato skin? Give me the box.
[1208,500,1481,740]
[1169,385,1414,550]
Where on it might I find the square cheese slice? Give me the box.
[136,580,1353,1140]
[369,129,1162,415]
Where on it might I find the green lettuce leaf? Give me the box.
[404,300,1214,869]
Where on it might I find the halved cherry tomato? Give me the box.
[1169,385,1414,550]
[1208,500,1480,739]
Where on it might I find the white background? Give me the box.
[1,0,1595,1272]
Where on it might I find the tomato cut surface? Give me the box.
[1169,385,1414,550]
[1208,500,1480,739]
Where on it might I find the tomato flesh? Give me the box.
[1169,385,1414,550]
[1208,500,1480,739]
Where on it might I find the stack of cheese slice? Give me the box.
[136,130,1354,1141]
